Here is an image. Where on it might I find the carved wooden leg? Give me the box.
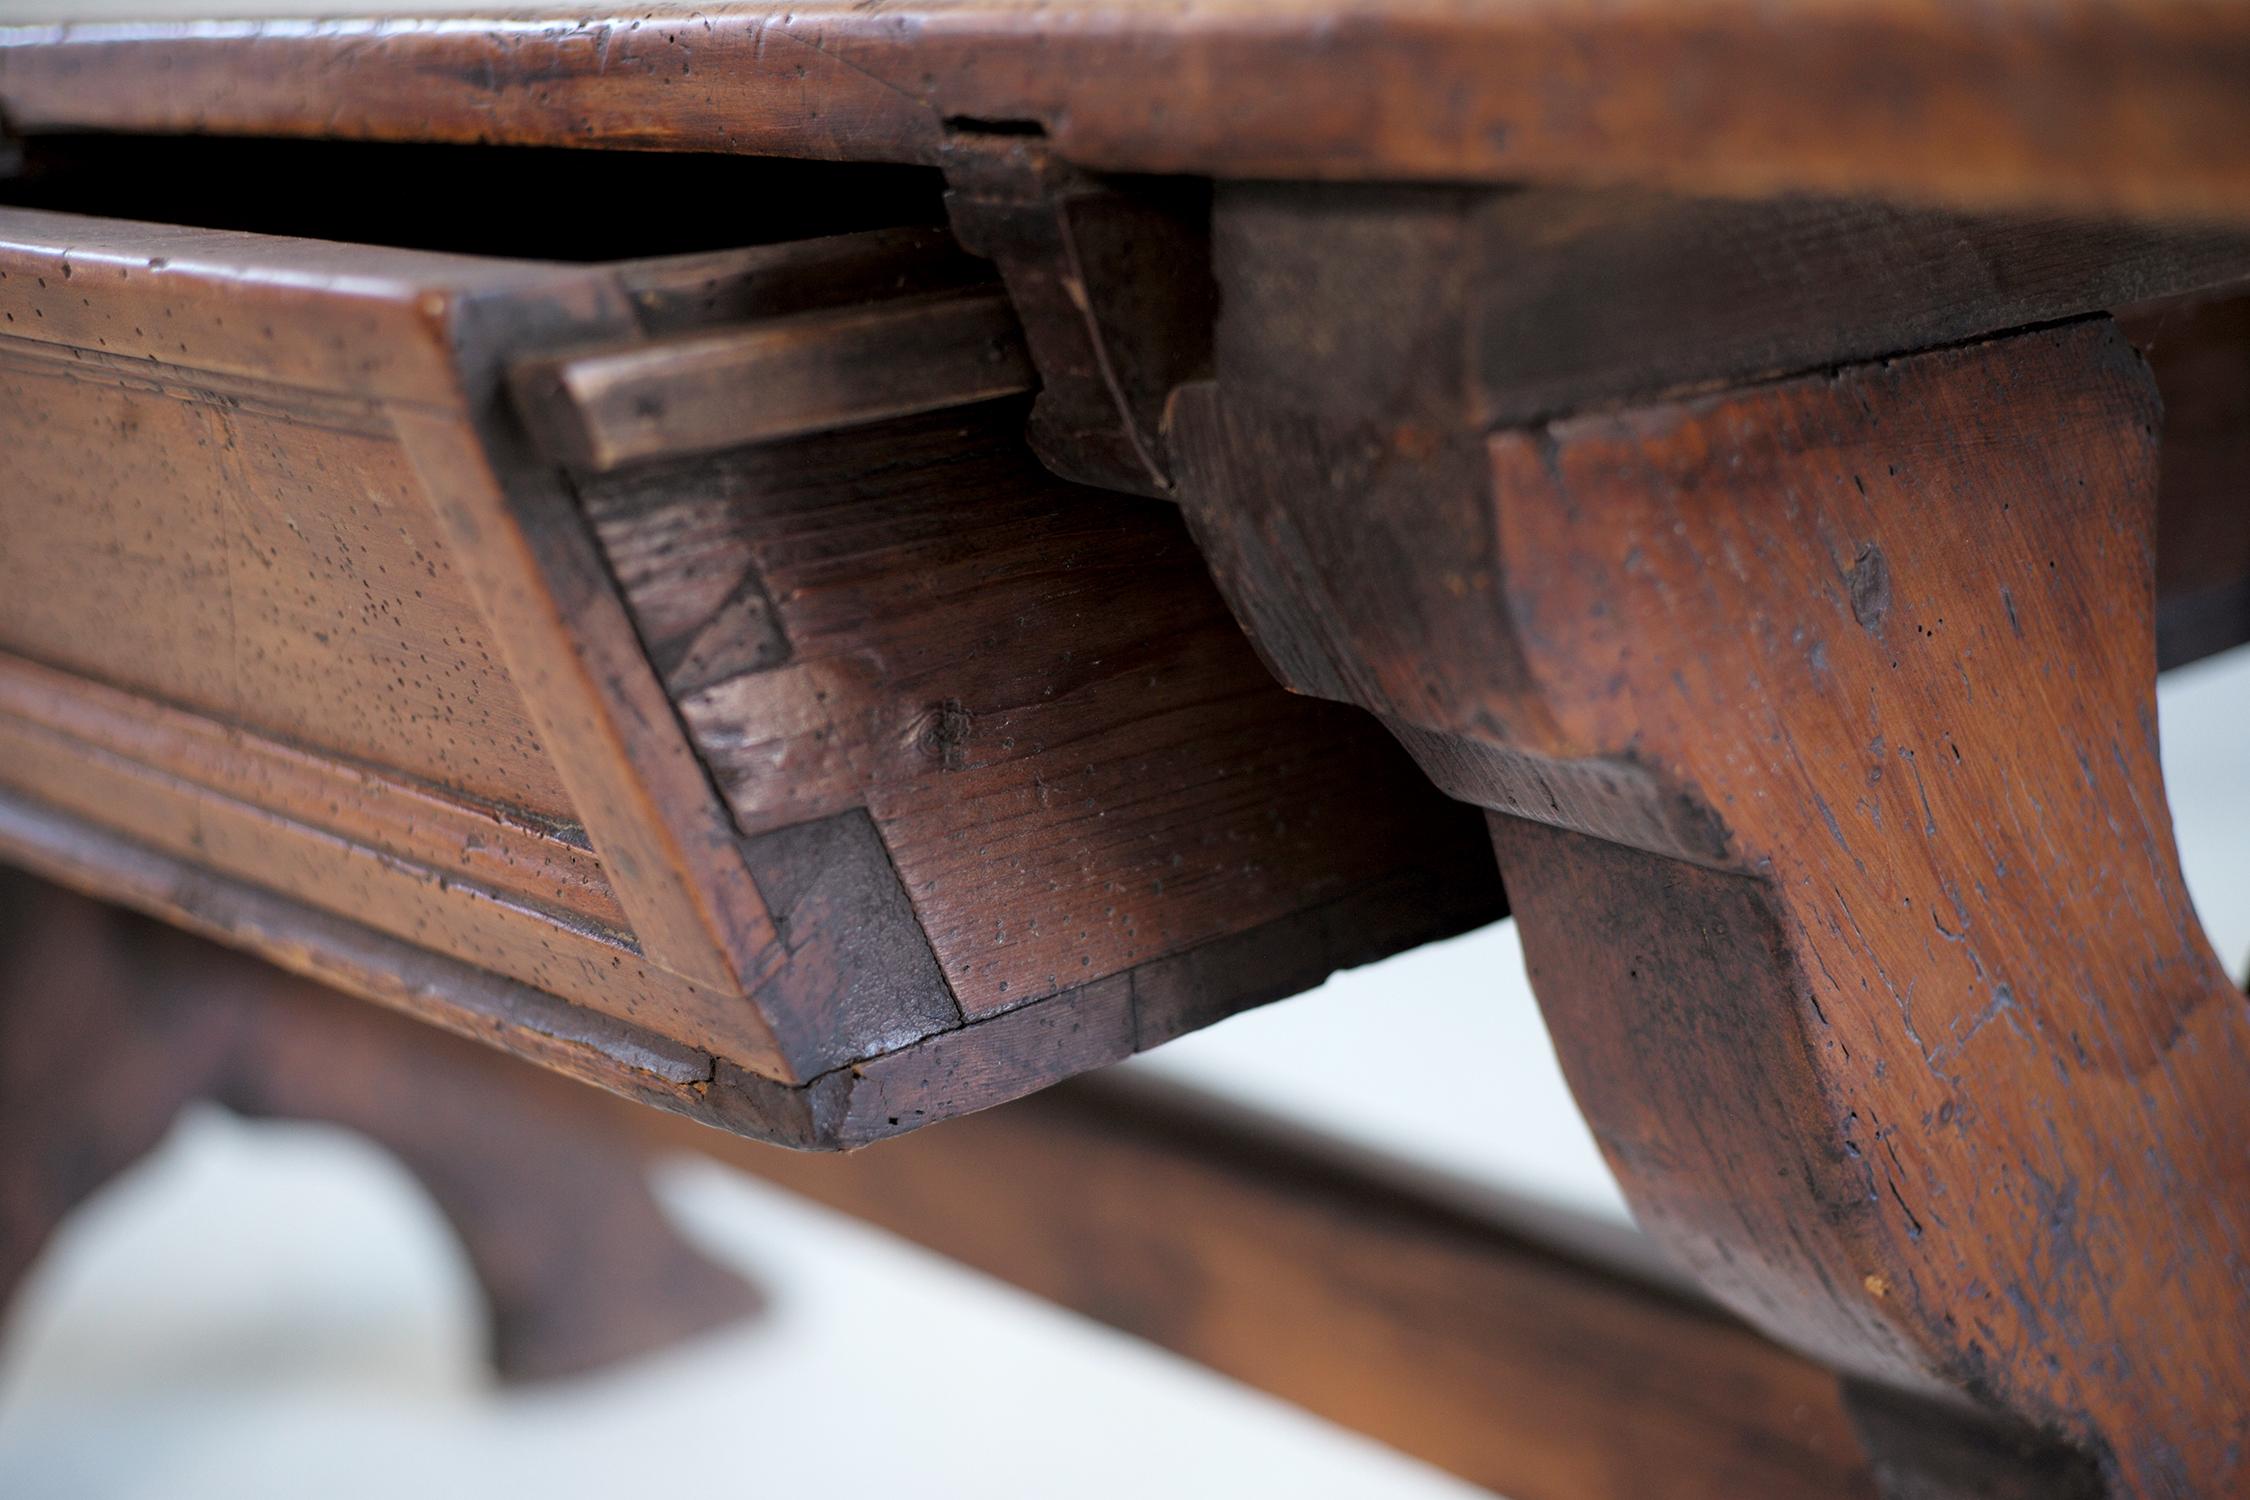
[1175,316,2250,1494]
[0,869,759,1381]
[0,871,223,1304]
[205,966,765,1382]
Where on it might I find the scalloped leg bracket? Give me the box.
[0,867,760,1383]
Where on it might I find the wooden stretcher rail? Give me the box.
[0,857,1878,1500]
[713,1073,1882,1500]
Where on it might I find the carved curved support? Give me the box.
[941,133,1216,499]
[204,963,764,1382]
[1174,319,2250,1494]
[0,872,222,1303]
[0,868,759,1382]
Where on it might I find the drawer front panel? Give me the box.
[0,205,794,1079]
[0,344,575,818]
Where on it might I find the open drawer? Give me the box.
[0,143,1500,1146]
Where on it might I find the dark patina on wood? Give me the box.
[1173,182,2250,1496]
[0,867,762,1382]
[8,2,2250,221]
[0,179,1501,1148]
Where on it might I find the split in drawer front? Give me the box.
[0,200,1503,1145]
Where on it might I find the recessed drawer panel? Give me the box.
[0,310,573,817]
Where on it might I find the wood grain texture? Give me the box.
[1843,1379,2105,1499]
[0,785,1490,1149]
[0,319,574,819]
[1177,307,2250,1493]
[580,400,1498,1025]
[513,286,1035,472]
[0,865,761,1384]
[0,196,1507,1139]
[942,134,1215,498]
[394,393,785,1002]
[0,703,763,1058]
[735,808,961,1070]
[613,228,985,336]
[728,1074,1880,1500]
[6,2,2250,222]
[6,848,1872,1498]
[0,788,812,1134]
[0,653,621,929]
[0,204,797,1074]
[1210,184,2250,431]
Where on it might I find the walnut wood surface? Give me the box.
[951,174,2250,676]
[0,867,761,1384]
[726,1076,1879,1500]
[0,196,1502,1144]
[2125,292,2250,670]
[1211,184,2250,431]
[1842,1379,2107,1500]
[5,2,2250,223]
[3,852,1881,1500]
[0,652,623,927]
[0,205,800,1072]
[0,40,2240,1490]
[515,286,1035,472]
[0,260,574,819]
[941,135,1215,499]
[1177,199,2250,1494]
[581,400,1492,1029]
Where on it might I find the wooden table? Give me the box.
[0,6,2246,1496]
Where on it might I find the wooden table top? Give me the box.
[2,1,2247,225]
